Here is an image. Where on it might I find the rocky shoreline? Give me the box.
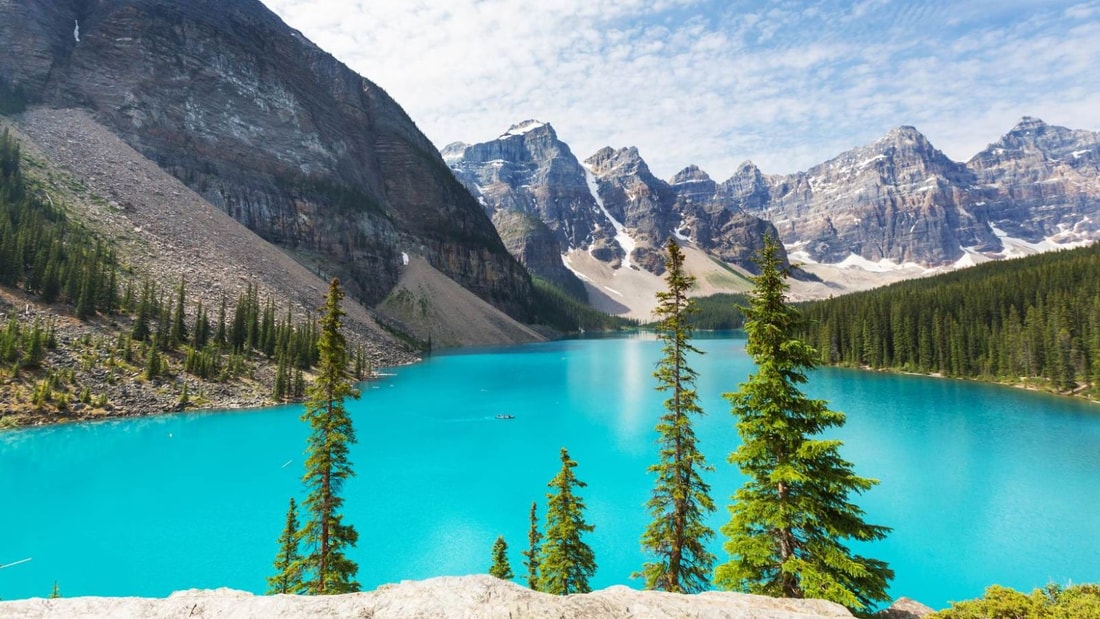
[0,286,418,431]
[0,575,935,618]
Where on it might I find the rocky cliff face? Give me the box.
[446,122,785,280]
[967,117,1100,244]
[745,120,1099,267]
[584,145,682,273]
[671,162,792,274]
[748,126,996,265]
[443,121,593,296]
[490,209,589,299]
[0,0,534,319]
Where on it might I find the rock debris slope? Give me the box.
[8,108,412,367]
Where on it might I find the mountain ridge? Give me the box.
[0,0,536,323]
[447,117,1099,314]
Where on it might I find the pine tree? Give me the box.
[298,278,361,594]
[168,277,187,349]
[639,239,715,593]
[715,236,893,613]
[489,535,514,580]
[267,497,304,595]
[215,296,228,346]
[538,448,596,595]
[48,581,60,599]
[132,281,154,342]
[144,339,162,380]
[522,501,541,590]
[273,355,289,401]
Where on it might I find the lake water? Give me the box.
[1,333,1098,608]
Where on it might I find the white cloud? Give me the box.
[259,0,1100,179]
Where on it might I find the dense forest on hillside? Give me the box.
[1,129,119,317]
[796,244,1100,398]
[0,129,373,426]
[687,293,748,330]
[532,277,638,332]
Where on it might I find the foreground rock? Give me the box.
[877,597,936,618]
[0,575,858,618]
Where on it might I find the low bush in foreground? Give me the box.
[929,583,1100,619]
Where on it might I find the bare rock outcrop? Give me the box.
[0,0,535,320]
[876,596,936,619]
[0,575,860,619]
[967,117,1100,243]
[444,120,601,293]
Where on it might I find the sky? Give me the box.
[258,0,1100,180]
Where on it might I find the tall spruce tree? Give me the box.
[522,501,541,590]
[538,448,596,595]
[299,278,361,594]
[267,497,304,594]
[639,239,715,593]
[168,277,187,349]
[715,236,893,613]
[489,536,514,580]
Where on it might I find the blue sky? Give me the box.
[258,0,1100,179]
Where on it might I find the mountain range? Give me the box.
[444,117,1099,316]
[1,0,1097,328]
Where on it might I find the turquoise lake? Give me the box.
[1,333,1098,608]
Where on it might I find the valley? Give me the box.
[0,0,1098,614]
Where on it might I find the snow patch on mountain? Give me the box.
[836,253,911,272]
[584,167,636,269]
[500,120,546,138]
[990,223,1094,258]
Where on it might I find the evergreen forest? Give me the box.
[0,129,368,422]
[796,244,1100,399]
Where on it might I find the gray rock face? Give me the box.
[750,127,996,265]
[447,122,784,278]
[491,209,588,299]
[671,161,792,275]
[876,596,936,619]
[443,120,594,294]
[742,119,1100,267]
[0,575,862,618]
[0,0,534,319]
[446,121,606,250]
[967,117,1100,243]
[585,145,681,273]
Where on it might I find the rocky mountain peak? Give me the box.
[670,164,717,205]
[442,121,605,294]
[499,119,554,140]
[966,118,1100,244]
[880,125,928,144]
[1009,116,1048,135]
[671,164,712,185]
[584,146,650,177]
[978,116,1098,161]
[802,124,972,190]
[737,160,762,175]
[440,141,469,164]
[705,160,772,214]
